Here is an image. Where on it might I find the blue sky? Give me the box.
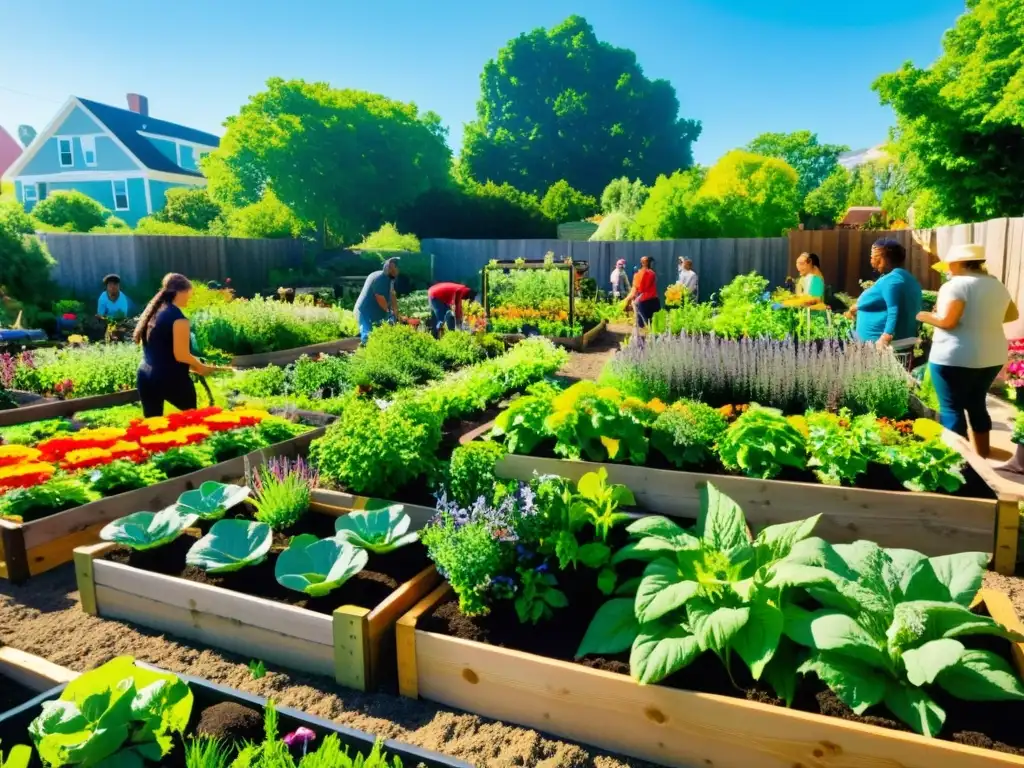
[1,0,964,166]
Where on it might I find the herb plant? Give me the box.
[100,506,199,550]
[88,460,165,496]
[28,655,193,767]
[150,447,210,478]
[578,482,821,698]
[256,417,307,445]
[186,519,273,573]
[235,366,289,398]
[804,411,874,486]
[290,354,349,399]
[716,406,807,479]
[770,539,1024,735]
[490,392,555,455]
[447,441,506,506]
[334,506,419,554]
[250,456,318,530]
[206,427,268,463]
[177,481,251,521]
[649,401,728,469]
[275,534,368,596]
[0,477,97,522]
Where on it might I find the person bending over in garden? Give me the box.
[849,239,922,349]
[794,253,825,300]
[918,243,1018,456]
[133,273,226,417]
[427,281,472,338]
[354,257,402,344]
[97,273,130,319]
[623,256,660,330]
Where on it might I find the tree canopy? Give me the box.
[540,180,598,223]
[631,169,705,240]
[873,0,1024,223]
[156,187,223,231]
[204,78,452,245]
[601,177,649,216]
[745,131,848,203]
[460,15,702,197]
[803,166,853,226]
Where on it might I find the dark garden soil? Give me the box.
[423,574,1024,756]
[104,510,430,616]
[0,674,38,714]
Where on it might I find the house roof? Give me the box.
[77,97,220,178]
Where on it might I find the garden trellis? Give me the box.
[481,257,576,333]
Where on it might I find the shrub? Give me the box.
[90,216,130,233]
[156,187,223,231]
[235,366,289,398]
[290,354,349,399]
[0,199,58,326]
[32,191,109,232]
[221,190,308,239]
[650,401,728,468]
[250,455,317,530]
[353,222,420,251]
[540,180,598,223]
[134,216,203,235]
[150,446,209,478]
[90,460,166,496]
[0,477,97,522]
[447,441,506,506]
[347,324,444,392]
[9,344,139,397]
[206,427,268,463]
[436,330,489,369]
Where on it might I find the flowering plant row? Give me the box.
[0,406,270,492]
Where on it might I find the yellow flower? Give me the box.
[0,445,42,466]
[73,427,128,442]
[647,398,668,414]
[913,418,944,440]
[600,436,621,460]
[597,387,622,403]
[67,334,87,344]
[787,415,810,437]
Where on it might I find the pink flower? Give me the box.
[283,727,316,756]
[62,313,77,321]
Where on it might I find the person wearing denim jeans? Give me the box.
[918,243,1019,456]
[354,258,401,344]
[427,282,471,338]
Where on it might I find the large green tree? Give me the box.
[803,166,853,226]
[745,131,848,203]
[692,151,801,237]
[631,169,706,239]
[874,0,1024,223]
[204,78,452,244]
[601,177,649,216]
[540,179,598,223]
[460,15,702,197]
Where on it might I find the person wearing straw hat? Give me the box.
[917,243,1019,456]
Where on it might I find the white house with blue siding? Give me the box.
[2,94,219,226]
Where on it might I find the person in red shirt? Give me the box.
[427,282,473,337]
[622,256,660,329]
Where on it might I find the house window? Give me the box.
[22,184,37,204]
[81,136,97,167]
[57,137,73,167]
[112,180,130,211]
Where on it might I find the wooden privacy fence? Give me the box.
[38,234,304,297]
[422,237,790,299]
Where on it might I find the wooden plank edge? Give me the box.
[979,588,1024,679]
[0,523,29,584]
[0,647,78,691]
[366,565,442,641]
[993,497,1021,576]
[73,543,114,615]
[397,583,452,699]
[458,419,496,446]
[27,522,107,577]
[310,489,436,530]
[230,338,359,369]
[333,606,371,691]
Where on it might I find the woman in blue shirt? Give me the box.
[96,274,130,319]
[851,239,922,348]
[795,253,825,300]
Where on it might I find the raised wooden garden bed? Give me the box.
[496,318,608,352]
[0,646,78,693]
[397,585,1024,768]
[229,337,360,369]
[0,389,140,429]
[73,488,439,692]
[485,428,1021,575]
[0,428,324,584]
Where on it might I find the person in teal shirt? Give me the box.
[851,239,922,347]
[795,253,825,299]
[97,274,130,318]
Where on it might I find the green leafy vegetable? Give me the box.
[100,506,199,551]
[447,441,507,507]
[334,506,419,554]
[186,519,272,573]
[886,438,966,494]
[805,411,873,486]
[716,405,807,479]
[27,655,192,767]
[649,401,727,469]
[0,742,31,768]
[176,481,251,522]
[490,392,554,455]
[275,534,368,596]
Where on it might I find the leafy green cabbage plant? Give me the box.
[804,411,875,486]
[716,406,807,480]
[27,655,192,767]
[577,482,820,697]
[186,519,272,573]
[175,481,251,521]
[334,506,419,554]
[99,507,199,550]
[768,539,1024,736]
[275,534,368,596]
[886,438,966,493]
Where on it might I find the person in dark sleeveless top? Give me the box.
[133,273,225,417]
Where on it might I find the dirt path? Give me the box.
[556,324,631,383]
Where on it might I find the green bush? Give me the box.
[134,216,203,236]
[540,179,598,223]
[150,446,210,478]
[32,191,109,232]
[235,366,289,398]
[0,199,58,326]
[353,223,419,251]
[90,216,130,233]
[291,354,349,398]
[447,441,506,506]
[219,190,308,239]
[347,324,444,392]
[436,330,489,369]
[9,344,139,397]
[394,181,555,239]
[650,402,728,468]
[90,461,166,496]
[0,477,97,522]
[156,187,223,231]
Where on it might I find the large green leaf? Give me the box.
[630,623,701,684]
[901,638,965,686]
[186,519,272,574]
[99,507,198,551]
[635,558,699,624]
[731,600,783,679]
[576,599,640,658]
[625,516,697,548]
[899,553,989,606]
[752,515,820,568]
[694,606,751,655]
[762,639,801,706]
[611,537,678,565]
[798,652,887,715]
[334,505,419,554]
[936,649,1024,701]
[275,535,368,597]
[887,601,1024,654]
[697,483,750,559]
[783,605,888,668]
[883,683,945,737]
[176,481,250,522]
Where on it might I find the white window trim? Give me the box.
[22,184,38,203]
[111,179,130,211]
[56,136,74,168]
[80,136,97,167]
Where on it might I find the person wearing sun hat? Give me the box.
[918,243,1019,456]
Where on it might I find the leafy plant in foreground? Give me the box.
[578,482,821,698]
[275,534,368,596]
[186,519,273,574]
[768,539,1024,735]
[334,506,419,554]
[249,456,318,530]
[545,382,649,464]
[176,481,251,522]
[88,460,165,496]
[28,655,192,767]
[490,391,555,455]
[804,411,874,486]
[716,405,807,480]
[100,506,199,550]
[150,446,209,478]
[0,477,97,523]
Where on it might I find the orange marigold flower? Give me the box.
[0,445,42,468]
[0,462,56,490]
[63,447,115,470]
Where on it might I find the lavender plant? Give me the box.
[600,333,911,417]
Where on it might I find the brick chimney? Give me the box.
[126,93,149,116]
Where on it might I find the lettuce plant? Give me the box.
[804,411,874,486]
[578,483,821,697]
[490,393,553,455]
[100,506,199,551]
[176,481,250,522]
[334,506,419,554]
[886,438,966,493]
[716,406,807,479]
[275,534,368,596]
[768,539,1024,735]
[186,519,273,573]
[28,655,192,767]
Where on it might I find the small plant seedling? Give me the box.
[248,659,267,680]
